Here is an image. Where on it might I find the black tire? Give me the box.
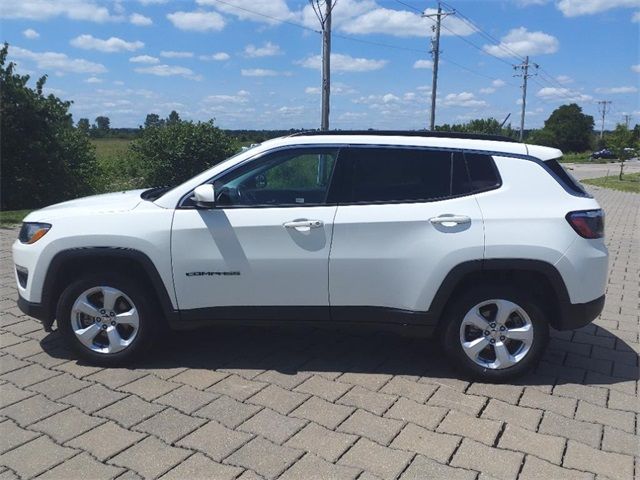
[441,284,549,382]
[56,273,157,366]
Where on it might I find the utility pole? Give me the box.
[310,0,337,131]
[423,3,454,131]
[597,100,612,139]
[623,114,631,129]
[513,56,538,142]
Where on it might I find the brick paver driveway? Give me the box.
[1,183,638,479]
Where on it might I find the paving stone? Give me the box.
[65,421,146,461]
[575,401,635,433]
[608,389,640,413]
[338,438,412,480]
[0,382,35,408]
[279,453,361,480]
[0,419,39,454]
[238,408,306,444]
[225,437,302,480]
[385,397,448,430]
[154,384,218,414]
[519,456,594,480]
[437,410,502,446]
[290,396,354,430]
[38,453,125,480]
[399,455,477,480]
[2,339,43,358]
[194,395,261,429]
[390,422,460,463]
[294,375,352,402]
[27,373,92,400]
[118,375,179,401]
[168,368,228,390]
[450,439,524,480]
[30,407,105,443]
[54,360,103,379]
[498,424,565,464]
[134,407,206,444]
[59,384,127,414]
[84,368,148,389]
[466,383,523,405]
[601,426,640,457]
[0,436,77,479]
[96,395,165,428]
[563,440,634,480]
[177,420,252,461]
[481,399,542,430]
[337,385,396,415]
[0,363,62,388]
[0,394,68,426]
[538,412,603,448]
[379,377,437,403]
[519,388,577,418]
[246,384,309,415]
[553,383,609,406]
[338,372,393,391]
[0,356,29,375]
[110,436,191,479]
[159,453,243,480]
[285,422,357,463]
[338,408,403,445]
[206,374,267,402]
[427,387,487,415]
[254,370,311,390]
[235,470,264,480]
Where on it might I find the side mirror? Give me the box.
[193,184,216,208]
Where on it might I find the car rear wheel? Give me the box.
[57,274,157,366]
[441,285,549,382]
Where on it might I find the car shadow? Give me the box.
[40,323,638,387]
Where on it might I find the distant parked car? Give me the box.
[591,149,617,160]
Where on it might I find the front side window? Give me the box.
[212,148,338,207]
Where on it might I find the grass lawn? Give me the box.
[560,152,612,164]
[92,138,132,164]
[0,210,31,227]
[582,172,640,193]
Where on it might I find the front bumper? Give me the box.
[556,294,605,331]
[17,295,54,331]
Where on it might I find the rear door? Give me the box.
[329,147,489,319]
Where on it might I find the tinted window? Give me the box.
[343,148,470,203]
[212,149,338,207]
[464,153,501,191]
[544,158,587,196]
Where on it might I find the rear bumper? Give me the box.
[17,295,54,331]
[557,294,605,331]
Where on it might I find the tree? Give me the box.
[77,118,90,134]
[130,120,236,187]
[542,104,594,152]
[94,115,110,135]
[166,110,181,125]
[607,124,637,180]
[144,113,163,128]
[0,43,97,210]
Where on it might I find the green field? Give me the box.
[0,209,31,227]
[91,138,142,192]
[560,152,612,164]
[92,138,132,163]
[583,172,640,193]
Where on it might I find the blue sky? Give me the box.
[2,0,639,130]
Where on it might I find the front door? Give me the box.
[171,147,339,321]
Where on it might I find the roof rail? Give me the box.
[287,130,520,143]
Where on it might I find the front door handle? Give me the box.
[430,215,471,226]
[283,219,323,230]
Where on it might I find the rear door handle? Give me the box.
[283,220,323,229]
[430,215,471,226]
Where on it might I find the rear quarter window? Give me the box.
[543,158,588,196]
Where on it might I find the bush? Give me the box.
[129,120,236,187]
[0,43,97,210]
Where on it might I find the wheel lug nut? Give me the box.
[484,330,490,336]
[490,339,496,344]
[100,309,106,315]
[490,323,496,328]
[500,336,506,341]
[111,321,116,326]
[101,324,107,330]
[109,312,115,317]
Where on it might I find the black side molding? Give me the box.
[17,295,52,331]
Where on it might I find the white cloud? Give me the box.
[161,50,194,58]
[166,11,225,32]
[129,55,159,64]
[483,27,559,58]
[536,87,593,102]
[492,79,506,87]
[298,53,387,73]
[197,0,295,25]
[0,0,114,22]
[241,68,279,77]
[85,76,102,83]
[556,0,640,17]
[633,10,640,21]
[199,52,230,61]
[134,64,202,80]
[22,28,39,39]
[130,13,152,25]
[413,59,433,69]
[70,34,144,53]
[480,87,496,94]
[204,91,250,104]
[8,45,107,74]
[305,86,321,94]
[244,42,281,58]
[555,75,574,84]
[595,86,638,94]
[632,64,640,73]
[443,92,488,108]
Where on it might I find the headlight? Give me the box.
[19,222,51,244]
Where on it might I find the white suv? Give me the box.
[13,132,608,381]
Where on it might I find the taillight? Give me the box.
[566,209,604,239]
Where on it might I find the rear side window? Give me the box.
[544,158,588,196]
[340,147,500,204]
